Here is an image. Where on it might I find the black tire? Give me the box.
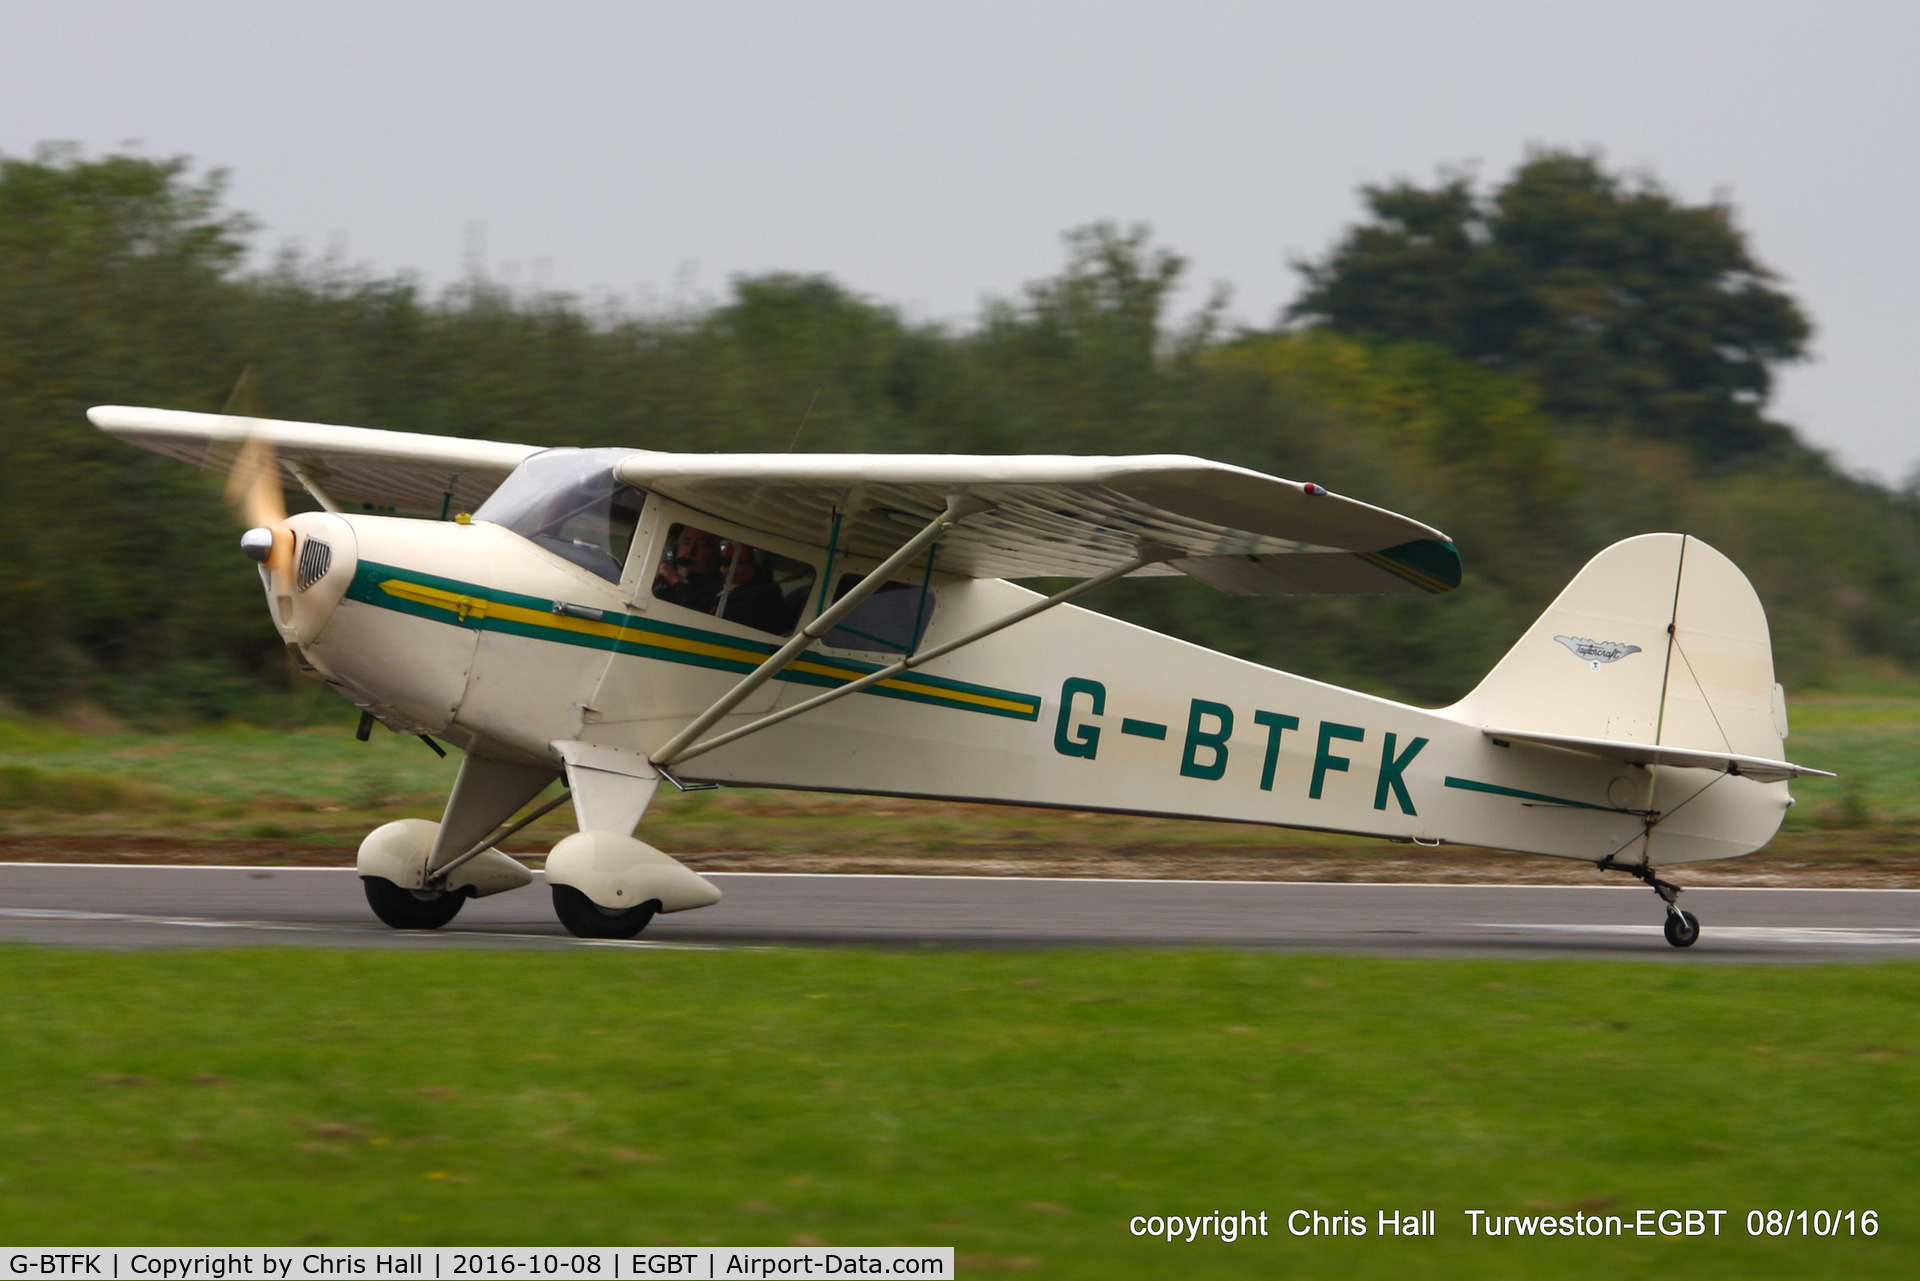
[551,883,658,939]
[1663,909,1700,949]
[362,876,468,930]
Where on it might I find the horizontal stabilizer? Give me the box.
[1483,727,1834,784]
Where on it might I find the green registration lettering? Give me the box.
[1180,699,1234,780]
[1374,732,1429,814]
[1054,677,1106,759]
[1310,722,1365,799]
[1253,710,1299,791]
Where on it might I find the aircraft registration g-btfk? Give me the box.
[93,405,1832,948]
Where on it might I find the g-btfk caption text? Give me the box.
[1,1251,951,1280]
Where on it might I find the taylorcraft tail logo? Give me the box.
[1553,635,1643,664]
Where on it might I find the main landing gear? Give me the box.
[1599,856,1700,949]
[353,749,723,940]
[363,876,470,930]
[550,884,659,940]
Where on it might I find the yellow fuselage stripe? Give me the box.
[378,579,1033,716]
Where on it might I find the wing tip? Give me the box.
[1356,538,1462,594]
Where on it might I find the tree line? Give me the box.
[0,143,1913,727]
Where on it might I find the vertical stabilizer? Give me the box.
[1451,533,1782,761]
[1448,533,1790,866]
[1450,533,1682,743]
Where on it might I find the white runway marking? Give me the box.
[1480,923,1920,947]
[5,866,1916,957]
[0,907,339,933]
[13,862,1920,892]
[0,907,716,950]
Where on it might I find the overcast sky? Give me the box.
[6,1,1915,481]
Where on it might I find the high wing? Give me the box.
[615,453,1460,593]
[89,406,541,518]
[93,406,1460,595]
[1483,727,1835,784]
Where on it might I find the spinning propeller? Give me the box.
[231,433,294,579]
[221,367,295,581]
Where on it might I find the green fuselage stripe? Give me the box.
[1443,775,1621,813]
[343,561,1041,721]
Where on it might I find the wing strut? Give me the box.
[655,546,1168,769]
[649,491,995,769]
[287,460,343,513]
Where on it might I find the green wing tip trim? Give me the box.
[1358,539,1462,594]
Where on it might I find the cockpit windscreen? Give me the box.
[474,448,645,582]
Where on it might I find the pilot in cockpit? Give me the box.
[654,526,725,613]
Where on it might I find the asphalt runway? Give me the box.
[2,863,1919,961]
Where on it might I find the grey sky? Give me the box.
[7,1,1915,481]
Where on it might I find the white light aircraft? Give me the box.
[93,405,1833,947]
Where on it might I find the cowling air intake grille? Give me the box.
[296,538,333,592]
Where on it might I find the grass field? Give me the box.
[0,945,1914,1275]
[3,687,1916,1271]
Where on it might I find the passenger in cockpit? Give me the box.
[715,539,791,634]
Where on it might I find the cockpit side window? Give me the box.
[652,523,816,637]
[474,449,644,584]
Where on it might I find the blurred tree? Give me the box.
[1288,150,1812,461]
[0,146,264,709]
[0,149,1910,719]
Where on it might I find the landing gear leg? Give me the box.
[1598,856,1700,949]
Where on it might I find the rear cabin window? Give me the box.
[824,575,936,655]
[651,523,816,637]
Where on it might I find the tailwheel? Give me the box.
[362,876,468,930]
[1598,857,1700,950]
[1663,908,1701,949]
[552,884,658,939]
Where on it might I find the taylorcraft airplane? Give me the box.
[93,405,1833,948]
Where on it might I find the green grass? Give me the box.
[1777,681,1920,832]
[0,710,1477,860]
[0,713,458,813]
[0,679,1912,871]
[0,946,1914,1275]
